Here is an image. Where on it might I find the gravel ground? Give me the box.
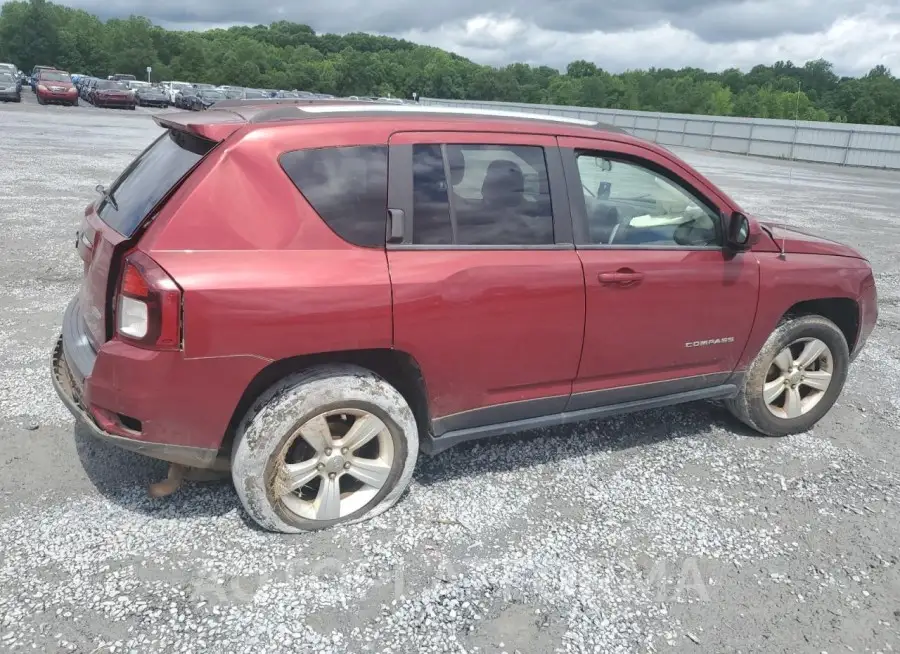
[1,90,899,654]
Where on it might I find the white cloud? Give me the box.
[397,4,900,75]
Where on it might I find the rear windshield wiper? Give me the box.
[95,183,118,211]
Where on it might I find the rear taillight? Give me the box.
[114,251,182,350]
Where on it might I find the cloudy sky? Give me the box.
[56,0,900,75]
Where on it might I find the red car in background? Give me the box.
[89,79,136,110]
[35,69,78,106]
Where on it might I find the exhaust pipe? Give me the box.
[148,462,231,498]
[148,463,186,498]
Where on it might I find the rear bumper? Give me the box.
[95,96,134,107]
[52,293,267,468]
[38,91,77,103]
[52,335,221,467]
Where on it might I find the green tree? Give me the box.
[0,0,898,126]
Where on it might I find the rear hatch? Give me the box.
[75,116,242,351]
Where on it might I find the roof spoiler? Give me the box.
[152,110,246,141]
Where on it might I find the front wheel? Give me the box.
[726,315,850,436]
[231,365,419,533]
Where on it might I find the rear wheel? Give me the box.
[231,365,419,533]
[726,315,849,436]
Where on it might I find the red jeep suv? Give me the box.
[52,102,878,533]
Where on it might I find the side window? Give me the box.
[575,152,721,247]
[411,144,554,246]
[280,145,388,247]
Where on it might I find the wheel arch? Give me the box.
[220,348,432,456]
[781,297,859,352]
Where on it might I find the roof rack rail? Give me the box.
[211,97,365,110]
[281,102,626,131]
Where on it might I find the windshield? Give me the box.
[40,71,70,83]
[98,130,216,236]
[0,73,13,82]
[96,80,127,90]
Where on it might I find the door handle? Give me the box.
[598,269,645,286]
[598,272,621,283]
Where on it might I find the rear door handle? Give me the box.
[598,269,645,286]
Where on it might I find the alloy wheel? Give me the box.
[272,408,395,522]
[763,337,834,419]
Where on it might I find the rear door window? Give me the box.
[280,145,389,248]
[98,129,215,237]
[411,143,554,246]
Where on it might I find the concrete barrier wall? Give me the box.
[421,98,900,170]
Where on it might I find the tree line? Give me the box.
[1,0,899,126]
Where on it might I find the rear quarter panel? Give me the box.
[140,121,397,362]
[736,253,873,370]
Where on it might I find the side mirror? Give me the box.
[725,211,751,250]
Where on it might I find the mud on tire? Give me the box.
[726,314,850,437]
[231,364,419,533]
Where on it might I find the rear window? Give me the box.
[95,80,127,90]
[98,130,215,237]
[280,146,388,248]
[39,71,70,82]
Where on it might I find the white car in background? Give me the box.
[160,81,191,104]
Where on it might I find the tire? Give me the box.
[72,99,78,106]
[726,314,849,437]
[231,364,419,533]
[36,95,44,105]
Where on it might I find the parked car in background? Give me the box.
[89,79,136,109]
[35,70,78,106]
[78,77,96,101]
[0,63,22,92]
[222,88,245,100]
[110,73,136,82]
[30,65,55,91]
[242,88,268,100]
[173,87,197,109]
[161,81,191,104]
[188,88,226,110]
[134,84,170,107]
[52,102,877,533]
[0,71,21,102]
